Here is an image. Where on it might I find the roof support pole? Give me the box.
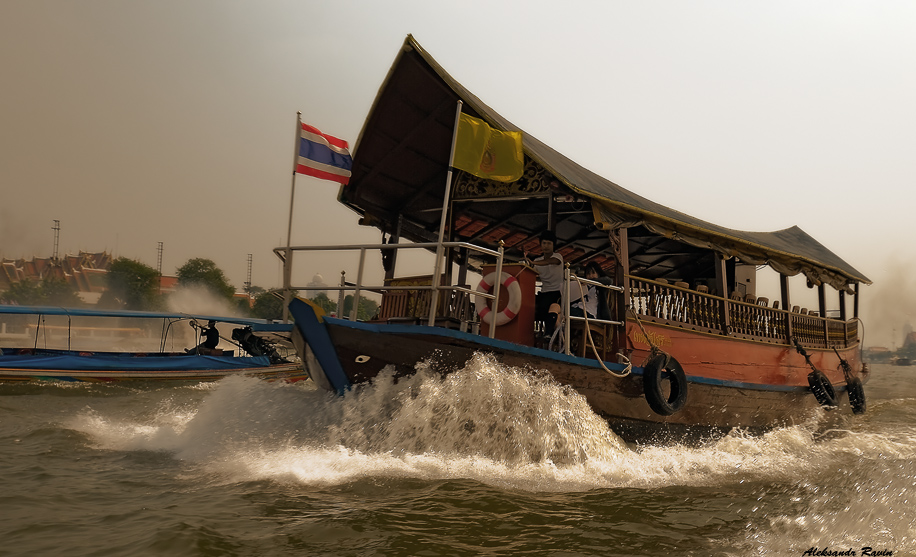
[839,288,848,347]
[428,100,463,327]
[613,227,629,354]
[456,247,469,296]
[715,256,731,335]
[818,283,827,318]
[384,216,402,282]
[547,193,555,231]
[781,274,793,343]
[444,198,456,286]
[839,289,847,322]
[854,282,860,320]
[818,283,828,346]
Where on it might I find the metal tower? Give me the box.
[157,242,163,294]
[51,220,60,262]
[245,254,253,297]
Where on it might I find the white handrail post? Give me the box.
[351,248,366,321]
[489,242,505,339]
[564,265,571,355]
[428,100,464,327]
[338,270,346,318]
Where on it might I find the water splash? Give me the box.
[327,353,627,464]
[166,284,244,318]
[69,354,916,495]
[48,363,916,555]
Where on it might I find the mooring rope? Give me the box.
[569,275,631,377]
[626,305,669,368]
[833,346,854,382]
[791,336,821,375]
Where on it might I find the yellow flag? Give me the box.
[453,113,524,182]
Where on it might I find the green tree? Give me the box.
[343,295,378,321]
[309,292,338,315]
[234,297,252,317]
[98,257,161,310]
[251,289,297,321]
[246,285,266,298]
[234,285,267,317]
[176,258,235,300]
[41,277,84,307]
[1,279,43,305]
[0,277,82,307]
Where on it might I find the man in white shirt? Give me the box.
[524,231,564,341]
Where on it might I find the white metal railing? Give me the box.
[561,267,624,356]
[274,241,505,338]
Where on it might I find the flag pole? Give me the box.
[428,100,463,326]
[282,111,302,322]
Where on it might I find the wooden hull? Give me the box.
[289,301,867,443]
[624,319,861,390]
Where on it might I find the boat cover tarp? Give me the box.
[0,305,293,331]
[0,352,272,371]
[343,35,870,289]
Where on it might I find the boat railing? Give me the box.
[626,276,857,349]
[274,241,505,337]
[560,268,624,358]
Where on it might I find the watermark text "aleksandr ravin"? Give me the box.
[802,548,892,556]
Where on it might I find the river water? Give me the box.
[1,358,913,556]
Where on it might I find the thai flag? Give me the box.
[296,122,352,185]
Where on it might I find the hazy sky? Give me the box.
[2,1,915,344]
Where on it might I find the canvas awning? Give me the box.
[341,35,870,290]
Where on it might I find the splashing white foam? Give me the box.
[326,353,628,464]
[69,353,916,494]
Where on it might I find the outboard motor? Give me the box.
[232,327,287,364]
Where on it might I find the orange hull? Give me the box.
[624,320,861,388]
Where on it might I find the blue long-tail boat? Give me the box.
[0,305,304,383]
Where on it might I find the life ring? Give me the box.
[475,271,522,327]
[807,370,838,408]
[642,353,688,416]
[846,377,866,414]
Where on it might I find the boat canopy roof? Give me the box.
[341,35,869,290]
[0,305,291,333]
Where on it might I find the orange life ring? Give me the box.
[475,271,522,327]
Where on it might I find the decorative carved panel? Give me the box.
[453,159,552,199]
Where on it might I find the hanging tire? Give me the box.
[642,353,688,416]
[807,370,838,408]
[846,377,866,414]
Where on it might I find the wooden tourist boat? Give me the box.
[283,35,870,442]
[0,305,304,383]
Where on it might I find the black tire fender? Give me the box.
[846,377,866,415]
[807,369,838,408]
[642,354,688,416]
